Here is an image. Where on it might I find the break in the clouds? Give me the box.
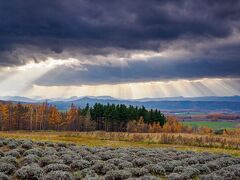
[0,0,240,98]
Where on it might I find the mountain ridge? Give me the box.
[1,95,240,103]
[0,96,240,111]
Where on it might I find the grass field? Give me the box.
[182,121,239,130]
[0,131,239,157]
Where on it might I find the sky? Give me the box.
[0,0,240,99]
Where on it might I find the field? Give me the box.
[0,134,240,179]
[0,131,239,157]
[182,121,240,130]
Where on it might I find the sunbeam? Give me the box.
[25,78,240,99]
[0,58,79,96]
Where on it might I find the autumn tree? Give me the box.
[162,116,183,133]
[67,104,78,130]
[149,122,162,133]
[49,106,62,130]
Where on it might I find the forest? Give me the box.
[0,102,166,132]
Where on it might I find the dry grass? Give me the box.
[0,131,239,157]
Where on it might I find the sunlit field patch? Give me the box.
[0,131,239,157]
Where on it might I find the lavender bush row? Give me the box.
[0,137,239,179]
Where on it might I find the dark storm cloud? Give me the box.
[0,0,240,85]
[0,0,240,66]
[35,57,240,86]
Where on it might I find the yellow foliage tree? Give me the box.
[162,116,183,133]
[49,106,62,130]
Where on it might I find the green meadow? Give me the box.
[182,121,239,130]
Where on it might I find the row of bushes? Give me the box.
[0,137,239,179]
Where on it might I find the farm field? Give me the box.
[182,121,240,130]
[0,135,240,179]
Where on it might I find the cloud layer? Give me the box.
[0,0,240,87]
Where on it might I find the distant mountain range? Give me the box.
[136,96,240,102]
[0,95,118,103]
[0,96,37,102]
[1,95,240,103]
[0,95,240,111]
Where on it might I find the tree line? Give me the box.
[0,102,166,132]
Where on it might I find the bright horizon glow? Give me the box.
[0,58,239,99]
[23,78,240,99]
